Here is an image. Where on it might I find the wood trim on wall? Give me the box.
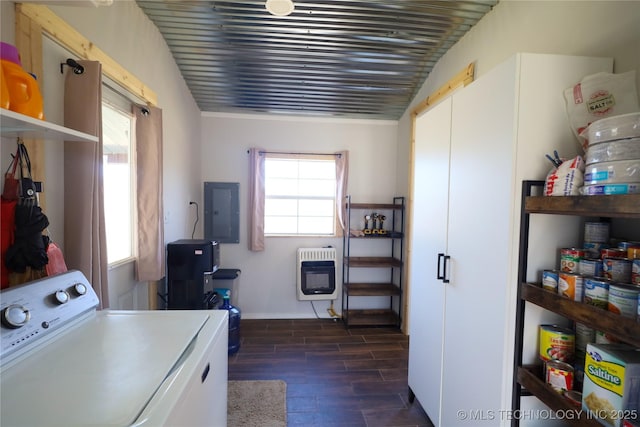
[403,62,475,334]
[411,62,475,118]
[16,3,158,107]
[14,8,46,210]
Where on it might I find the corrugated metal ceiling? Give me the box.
[136,0,497,119]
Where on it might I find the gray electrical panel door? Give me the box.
[204,182,240,243]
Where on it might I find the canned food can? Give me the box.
[539,325,575,363]
[584,242,608,258]
[603,257,632,282]
[608,283,640,318]
[583,278,610,308]
[558,272,584,301]
[584,222,610,243]
[561,248,585,273]
[632,259,640,285]
[545,360,574,393]
[542,270,560,292]
[618,241,640,251]
[574,322,595,354]
[579,258,604,277]
[628,247,640,259]
[601,248,626,259]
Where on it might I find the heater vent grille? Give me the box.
[297,247,337,263]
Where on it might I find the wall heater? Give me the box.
[296,247,338,301]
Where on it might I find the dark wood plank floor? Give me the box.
[228,318,434,427]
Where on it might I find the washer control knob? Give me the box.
[72,283,87,296]
[2,304,31,328]
[54,289,70,304]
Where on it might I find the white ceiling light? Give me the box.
[265,0,294,16]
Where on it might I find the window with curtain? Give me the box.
[102,87,135,265]
[264,155,337,236]
[249,149,348,250]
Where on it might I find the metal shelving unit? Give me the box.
[511,180,640,427]
[341,196,405,328]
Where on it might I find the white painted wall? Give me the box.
[199,113,398,318]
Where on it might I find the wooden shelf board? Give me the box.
[517,366,602,427]
[521,283,640,347]
[525,194,640,218]
[1,108,98,142]
[344,257,403,268]
[344,283,401,296]
[349,232,404,239]
[348,203,404,210]
[344,309,400,327]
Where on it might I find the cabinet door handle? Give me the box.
[437,253,445,281]
[442,255,450,283]
[201,362,210,383]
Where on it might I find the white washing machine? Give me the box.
[0,270,228,426]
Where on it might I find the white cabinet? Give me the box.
[407,53,612,426]
[407,97,451,425]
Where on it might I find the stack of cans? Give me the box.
[582,221,610,274]
[582,112,640,195]
[541,221,640,391]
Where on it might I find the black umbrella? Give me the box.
[4,199,50,272]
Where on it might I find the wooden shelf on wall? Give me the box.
[517,366,602,427]
[1,108,98,142]
[521,283,640,347]
[525,194,640,218]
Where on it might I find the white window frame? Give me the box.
[102,85,137,265]
[264,153,338,237]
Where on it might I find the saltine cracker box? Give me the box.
[582,343,640,427]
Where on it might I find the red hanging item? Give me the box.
[1,145,20,288]
[1,197,17,288]
[2,146,20,200]
[45,241,68,277]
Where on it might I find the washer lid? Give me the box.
[0,310,211,426]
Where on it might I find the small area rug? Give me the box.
[227,380,287,427]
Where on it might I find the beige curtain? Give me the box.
[134,106,164,281]
[63,60,109,308]
[248,147,265,251]
[335,150,349,233]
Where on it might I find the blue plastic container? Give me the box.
[220,296,241,354]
